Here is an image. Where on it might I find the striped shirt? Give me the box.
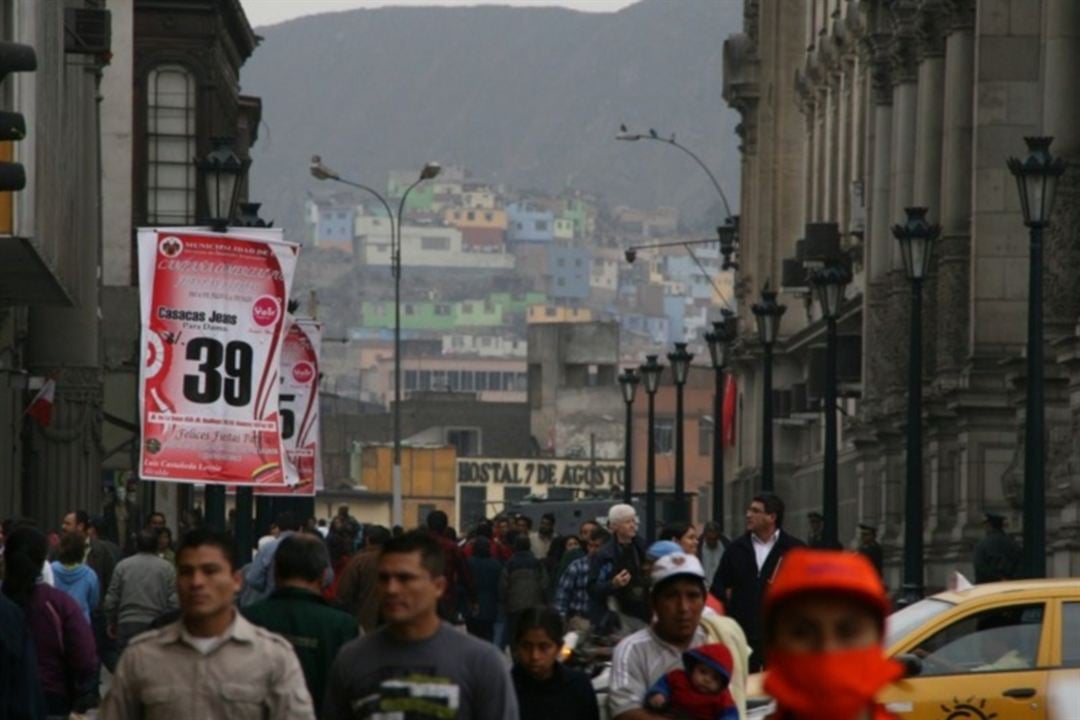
[553,555,591,619]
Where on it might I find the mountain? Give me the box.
[242,0,743,239]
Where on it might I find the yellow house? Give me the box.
[526,304,594,324]
[554,217,575,240]
[443,207,508,231]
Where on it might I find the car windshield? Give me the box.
[886,598,955,649]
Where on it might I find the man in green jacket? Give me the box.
[243,533,359,718]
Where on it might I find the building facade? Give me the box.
[724,0,1080,585]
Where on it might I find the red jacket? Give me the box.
[463,536,511,563]
[430,531,474,618]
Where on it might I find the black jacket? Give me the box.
[512,663,600,720]
[587,536,650,622]
[710,530,804,658]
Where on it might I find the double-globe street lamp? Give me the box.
[809,262,851,550]
[667,342,694,519]
[892,206,940,604]
[751,286,786,493]
[704,312,736,534]
[639,355,664,541]
[617,368,640,505]
[197,138,250,534]
[310,156,440,528]
[1007,137,1067,579]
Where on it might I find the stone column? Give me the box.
[934,0,975,377]
[1043,0,1080,576]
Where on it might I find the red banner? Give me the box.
[137,229,298,486]
[257,318,322,496]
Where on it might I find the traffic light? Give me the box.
[0,40,36,193]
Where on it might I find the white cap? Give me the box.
[650,552,706,587]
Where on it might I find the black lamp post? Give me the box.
[718,216,739,271]
[618,368,640,505]
[892,206,940,603]
[1008,137,1067,579]
[752,286,786,493]
[809,263,851,550]
[667,342,694,519]
[705,311,736,532]
[196,139,249,532]
[640,355,664,540]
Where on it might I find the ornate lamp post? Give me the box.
[809,263,851,549]
[705,311,736,531]
[618,368,640,505]
[892,206,940,603]
[751,286,786,493]
[1007,137,1067,579]
[196,139,249,532]
[667,342,694,519]
[639,355,664,540]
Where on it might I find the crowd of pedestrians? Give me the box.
[0,490,1013,719]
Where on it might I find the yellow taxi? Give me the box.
[747,579,1080,719]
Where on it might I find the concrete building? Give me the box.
[723,0,1080,584]
[527,305,594,324]
[441,333,527,358]
[612,205,680,238]
[528,322,622,460]
[309,200,356,253]
[359,221,515,270]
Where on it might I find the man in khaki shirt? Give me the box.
[101,529,314,720]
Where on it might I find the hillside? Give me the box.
[241,0,743,239]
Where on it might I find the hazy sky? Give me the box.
[240,0,641,28]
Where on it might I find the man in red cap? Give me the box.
[761,549,903,720]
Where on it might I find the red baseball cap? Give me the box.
[764,549,890,622]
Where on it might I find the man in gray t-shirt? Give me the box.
[323,532,517,720]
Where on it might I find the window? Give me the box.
[421,236,450,251]
[146,65,196,224]
[515,373,528,391]
[446,428,480,457]
[404,370,418,390]
[910,604,1044,677]
[557,278,566,287]
[505,486,531,509]
[484,212,493,222]
[699,420,712,456]
[462,303,473,314]
[432,370,446,389]
[417,504,437,527]
[575,258,583,267]
[460,486,487,530]
[547,488,574,501]
[467,211,476,221]
[502,372,515,390]
[535,220,549,231]
[476,372,488,391]
[488,372,502,391]
[1062,602,1080,668]
[419,370,431,390]
[435,304,451,316]
[405,304,414,315]
[557,258,566,267]
[462,371,475,391]
[545,307,556,317]
[448,371,461,391]
[655,418,675,454]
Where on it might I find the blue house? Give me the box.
[507,202,555,243]
[316,204,356,249]
[547,244,590,300]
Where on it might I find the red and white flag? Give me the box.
[26,378,56,427]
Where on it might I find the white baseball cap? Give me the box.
[650,551,706,587]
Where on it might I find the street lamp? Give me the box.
[809,262,850,550]
[667,342,694,518]
[639,354,664,540]
[197,138,250,232]
[705,311,736,532]
[752,285,786,493]
[718,216,739,271]
[618,368,640,505]
[892,206,940,603]
[310,155,440,527]
[193,139,250,532]
[1008,137,1067,579]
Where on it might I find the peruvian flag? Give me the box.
[26,378,56,427]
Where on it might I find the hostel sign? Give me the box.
[457,457,624,491]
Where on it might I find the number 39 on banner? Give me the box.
[137,229,299,487]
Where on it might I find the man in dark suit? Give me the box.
[710,493,804,672]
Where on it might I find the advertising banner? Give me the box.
[137,228,298,486]
[257,317,322,496]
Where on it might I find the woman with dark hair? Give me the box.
[2,527,98,717]
[659,520,700,555]
[550,534,584,588]
[511,606,599,720]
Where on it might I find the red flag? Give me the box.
[26,378,56,427]
[722,373,736,447]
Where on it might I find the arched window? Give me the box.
[146,65,196,224]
